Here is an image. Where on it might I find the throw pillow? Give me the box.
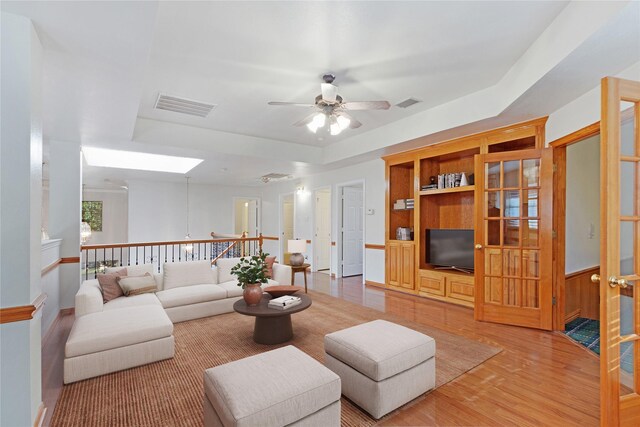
[264,256,277,279]
[97,268,127,303]
[117,273,157,296]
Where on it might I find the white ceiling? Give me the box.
[2,1,639,187]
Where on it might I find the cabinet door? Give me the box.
[400,243,415,289]
[419,270,445,296]
[447,274,475,302]
[387,242,401,287]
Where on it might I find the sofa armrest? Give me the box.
[272,263,292,286]
[75,280,104,317]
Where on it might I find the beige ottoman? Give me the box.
[324,319,435,419]
[203,345,341,427]
[64,305,174,383]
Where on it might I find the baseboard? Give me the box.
[365,280,385,288]
[34,402,46,427]
[564,309,581,324]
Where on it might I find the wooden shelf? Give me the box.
[393,207,414,211]
[419,185,475,196]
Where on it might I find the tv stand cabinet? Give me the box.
[383,117,546,307]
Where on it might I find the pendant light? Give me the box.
[80,184,92,244]
[184,176,193,254]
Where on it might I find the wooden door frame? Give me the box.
[549,121,600,331]
[549,109,634,331]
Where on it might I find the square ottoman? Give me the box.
[324,319,435,419]
[203,345,341,427]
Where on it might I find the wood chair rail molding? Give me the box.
[0,293,47,324]
[365,244,385,250]
[60,257,80,264]
[41,258,62,276]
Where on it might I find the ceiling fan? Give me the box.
[268,74,391,136]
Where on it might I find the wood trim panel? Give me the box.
[262,236,279,241]
[34,402,46,427]
[0,293,48,324]
[553,146,567,330]
[382,117,547,163]
[365,280,385,288]
[549,121,600,148]
[60,257,80,264]
[365,244,385,250]
[564,266,600,322]
[41,258,61,276]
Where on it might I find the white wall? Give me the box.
[259,159,386,284]
[83,189,128,244]
[0,11,43,426]
[565,134,600,273]
[127,179,261,242]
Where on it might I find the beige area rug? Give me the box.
[52,291,501,426]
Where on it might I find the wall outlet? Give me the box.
[588,223,595,239]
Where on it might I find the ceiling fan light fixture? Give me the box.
[312,113,326,128]
[306,121,319,133]
[330,121,342,136]
[336,115,350,130]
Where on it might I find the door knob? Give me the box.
[475,244,483,250]
[608,276,629,289]
[591,274,600,284]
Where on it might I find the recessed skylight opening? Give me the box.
[82,147,203,174]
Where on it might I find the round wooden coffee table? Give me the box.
[233,294,312,344]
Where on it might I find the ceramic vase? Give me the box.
[243,283,263,306]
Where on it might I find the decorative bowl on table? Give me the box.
[264,286,303,298]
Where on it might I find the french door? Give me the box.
[597,77,640,426]
[474,149,553,330]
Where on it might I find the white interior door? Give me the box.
[342,186,363,277]
[315,190,331,270]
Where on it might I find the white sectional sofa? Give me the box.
[65,258,292,383]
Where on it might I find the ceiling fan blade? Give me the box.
[268,101,315,107]
[341,101,391,110]
[292,112,318,127]
[338,112,362,129]
[320,83,338,103]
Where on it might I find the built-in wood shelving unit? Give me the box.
[418,185,475,196]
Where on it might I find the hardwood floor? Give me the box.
[302,273,599,426]
[43,273,599,426]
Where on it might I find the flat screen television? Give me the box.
[426,229,474,272]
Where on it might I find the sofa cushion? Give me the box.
[215,257,240,284]
[97,268,126,303]
[216,281,243,298]
[155,284,227,309]
[118,273,157,296]
[163,260,216,290]
[106,263,154,277]
[103,293,161,311]
[65,305,173,358]
[264,256,276,278]
[324,319,435,381]
[204,345,341,427]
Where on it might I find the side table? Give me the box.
[289,263,310,293]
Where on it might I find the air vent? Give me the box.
[260,173,292,183]
[154,93,216,117]
[396,98,422,109]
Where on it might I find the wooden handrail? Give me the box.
[80,236,273,251]
[211,241,239,264]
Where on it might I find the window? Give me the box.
[82,201,103,232]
